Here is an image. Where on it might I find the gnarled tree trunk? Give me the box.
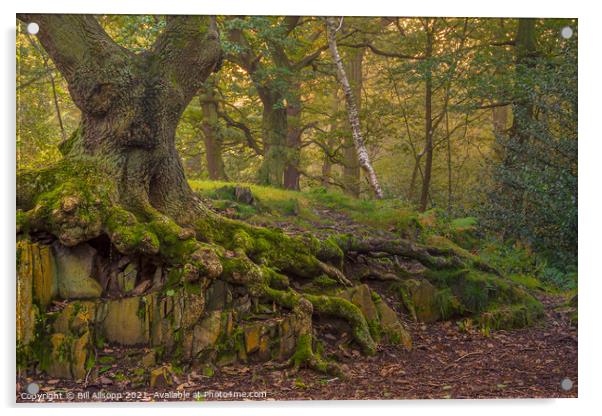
[17,14,222,225]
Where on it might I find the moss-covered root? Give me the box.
[317,261,352,287]
[290,334,343,377]
[305,293,377,355]
[289,298,343,377]
[333,234,501,275]
[263,284,377,356]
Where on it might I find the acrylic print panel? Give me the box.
[16,14,577,402]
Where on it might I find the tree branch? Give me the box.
[152,16,222,102]
[340,42,424,60]
[18,14,129,83]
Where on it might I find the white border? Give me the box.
[2,1,598,415]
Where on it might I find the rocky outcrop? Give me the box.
[339,284,412,349]
[53,242,102,299]
[17,239,413,382]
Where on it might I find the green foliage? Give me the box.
[481,19,577,269]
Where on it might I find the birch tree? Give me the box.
[326,17,384,199]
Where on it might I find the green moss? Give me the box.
[215,327,245,363]
[317,236,344,268]
[17,310,53,371]
[305,293,376,355]
[290,334,332,374]
[509,274,544,291]
[105,208,160,255]
[415,258,544,330]
[367,319,383,342]
[478,300,544,330]
[312,274,338,288]
[290,333,313,368]
[148,217,198,261]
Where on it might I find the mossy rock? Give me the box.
[338,284,378,322]
[191,310,222,356]
[150,365,174,388]
[46,331,90,380]
[100,297,149,345]
[375,301,412,349]
[338,284,412,350]
[117,262,138,294]
[415,265,544,330]
[52,301,95,334]
[52,242,102,300]
[243,323,262,354]
[16,241,37,346]
[397,279,441,323]
[478,301,544,330]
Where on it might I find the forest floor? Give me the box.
[16,182,578,402]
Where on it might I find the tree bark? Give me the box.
[326,17,383,200]
[341,48,364,198]
[419,19,434,212]
[17,14,223,225]
[257,90,289,188]
[509,18,537,147]
[283,90,302,190]
[199,78,227,180]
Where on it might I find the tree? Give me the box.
[484,18,577,267]
[341,45,365,197]
[326,17,384,199]
[225,16,327,190]
[199,77,228,180]
[17,14,222,224]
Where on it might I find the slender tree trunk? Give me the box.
[321,90,340,188]
[258,91,289,188]
[342,48,364,198]
[199,79,227,180]
[283,90,302,190]
[509,18,537,147]
[326,17,383,199]
[445,111,452,214]
[419,20,434,212]
[408,159,419,201]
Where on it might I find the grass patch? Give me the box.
[189,180,420,236]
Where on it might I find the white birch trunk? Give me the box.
[326,17,384,199]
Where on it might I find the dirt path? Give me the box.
[177,292,577,401]
[16,291,577,402]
